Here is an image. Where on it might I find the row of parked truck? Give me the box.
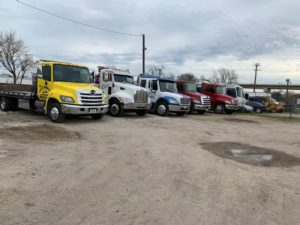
[0,60,278,123]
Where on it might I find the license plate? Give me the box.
[89,109,97,113]
[137,103,145,107]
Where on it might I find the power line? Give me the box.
[16,0,141,37]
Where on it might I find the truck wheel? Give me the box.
[156,101,169,116]
[214,103,224,114]
[176,112,185,116]
[136,110,147,116]
[187,104,193,114]
[0,97,11,111]
[10,99,18,111]
[47,103,65,123]
[91,114,104,120]
[256,108,261,113]
[110,100,123,117]
[197,110,205,114]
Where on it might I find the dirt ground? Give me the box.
[0,110,299,225]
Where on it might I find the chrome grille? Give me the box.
[180,97,190,105]
[77,90,103,106]
[201,96,211,106]
[134,90,148,103]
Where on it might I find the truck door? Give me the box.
[101,72,113,95]
[149,80,158,104]
[37,65,52,101]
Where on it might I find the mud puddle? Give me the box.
[0,124,82,142]
[200,142,300,167]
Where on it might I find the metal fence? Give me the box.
[285,97,300,118]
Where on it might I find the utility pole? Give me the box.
[286,79,290,104]
[286,79,291,117]
[142,34,146,75]
[253,63,260,93]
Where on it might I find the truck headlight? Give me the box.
[168,98,178,104]
[60,95,75,103]
[193,99,201,104]
[225,100,231,104]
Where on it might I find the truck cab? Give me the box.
[176,80,210,114]
[98,67,149,116]
[225,84,247,111]
[197,83,238,114]
[139,76,190,116]
[0,60,109,122]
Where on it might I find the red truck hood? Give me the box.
[185,91,206,100]
[214,93,236,102]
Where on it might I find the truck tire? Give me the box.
[136,110,147,116]
[110,100,123,117]
[187,104,193,114]
[47,102,65,123]
[214,103,225,114]
[0,97,11,111]
[91,114,104,120]
[10,99,18,111]
[156,101,169,116]
[197,110,205,114]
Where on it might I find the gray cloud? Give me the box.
[1,0,300,82]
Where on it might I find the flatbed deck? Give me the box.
[0,90,34,100]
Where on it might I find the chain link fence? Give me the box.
[285,95,300,118]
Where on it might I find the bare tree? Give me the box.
[147,65,165,76]
[211,68,238,84]
[0,31,33,84]
[177,73,199,82]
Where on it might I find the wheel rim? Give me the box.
[157,104,166,115]
[0,99,5,110]
[111,103,119,115]
[215,105,223,114]
[50,107,59,121]
[256,109,261,113]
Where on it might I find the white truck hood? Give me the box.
[162,92,189,100]
[114,82,148,93]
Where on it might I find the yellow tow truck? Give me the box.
[0,60,108,122]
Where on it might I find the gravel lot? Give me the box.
[0,111,300,225]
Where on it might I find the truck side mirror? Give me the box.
[245,93,249,100]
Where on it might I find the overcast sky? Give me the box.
[1,0,300,83]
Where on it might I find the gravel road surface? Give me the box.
[0,111,299,225]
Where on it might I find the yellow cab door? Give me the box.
[37,64,53,101]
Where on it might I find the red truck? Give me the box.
[196,83,238,114]
[176,80,211,114]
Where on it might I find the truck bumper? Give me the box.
[123,103,150,110]
[194,104,211,111]
[61,104,109,115]
[169,104,190,112]
[225,104,238,111]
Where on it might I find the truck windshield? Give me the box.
[216,86,226,94]
[226,88,237,98]
[114,74,134,84]
[184,83,197,92]
[236,87,245,97]
[159,80,177,93]
[53,64,91,83]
